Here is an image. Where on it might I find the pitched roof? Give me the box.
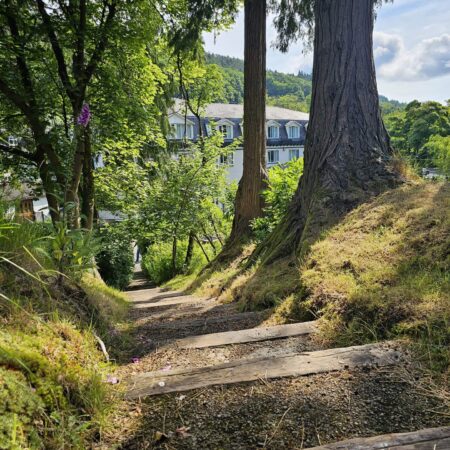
[170,98,309,121]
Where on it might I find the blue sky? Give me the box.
[203,0,450,103]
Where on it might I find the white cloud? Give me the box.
[375,32,450,81]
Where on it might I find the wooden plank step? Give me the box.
[145,310,264,331]
[126,343,402,399]
[174,321,318,349]
[132,295,213,309]
[308,426,450,449]
[127,288,185,302]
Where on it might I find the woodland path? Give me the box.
[115,274,449,449]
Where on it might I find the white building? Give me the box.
[168,100,309,181]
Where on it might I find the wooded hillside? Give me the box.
[206,52,406,114]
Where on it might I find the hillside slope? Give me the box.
[188,182,449,378]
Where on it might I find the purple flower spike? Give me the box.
[131,357,140,364]
[77,103,91,127]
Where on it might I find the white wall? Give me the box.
[225,146,304,182]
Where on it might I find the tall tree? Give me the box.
[258,0,399,264]
[0,1,168,228]
[227,0,268,248]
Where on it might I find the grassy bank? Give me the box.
[0,219,129,449]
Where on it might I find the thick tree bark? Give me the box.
[258,0,399,264]
[227,0,268,245]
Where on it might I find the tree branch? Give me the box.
[83,0,117,89]
[35,0,74,104]
[3,1,36,113]
[0,77,29,113]
[0,143,36,162]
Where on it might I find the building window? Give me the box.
[219,152,234,166]
[8,136,18,147]
[267,149,279,164]
[287,125,300,139]
[289,149,300,160]
[173,123,194,139]
[218,124,233,140]
[267,125,279,139]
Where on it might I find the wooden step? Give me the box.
[127,288,185,302]
[145,310,264,331]
[126,342,402,399]
[308,426,450,449]
[174,321,318,349]
[132,295,213,309]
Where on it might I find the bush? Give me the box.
[143,239,210,285]
[252,157,304,242]
[96,224,134,290]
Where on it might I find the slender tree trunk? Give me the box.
[258,0,399,264]
[171,236,178,275]
[227,0,268,246]
[65,112,85,229]
[81,126,94,230]
[194,235,211,263]
[210,217,224,246]
[201,224,217,254]
[184,231,195,271]
[38,161,61,224]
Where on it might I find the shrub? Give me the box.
[96,224,134,290]
[252,157,304,242]
[143,239,210,285]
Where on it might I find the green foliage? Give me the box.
[96,224,134,290]
[384,100,450,169]
[143,240,211,285]
[421,135,450,176]
[252,157,304,242]
[50,222,98,280]
[138,133,233,273]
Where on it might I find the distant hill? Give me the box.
[205,52,405,115]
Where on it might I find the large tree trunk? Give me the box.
[258,0,399,264]
[227,0,268,246]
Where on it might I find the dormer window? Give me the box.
[266,121,280,139]
[8,136,18,147]
[219,152,234,166]
[172,123,194,140]
[286,122,301,139]
[216,119,234,140]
